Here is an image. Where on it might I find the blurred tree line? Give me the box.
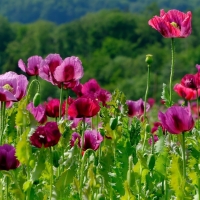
[0,0,199,24]
[1,7,200,102]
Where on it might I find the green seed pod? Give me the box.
[145,124,151,133]
[33,93,41,107]
[110,117,118,130]
[147,154,155,171]
[145,54,153,65]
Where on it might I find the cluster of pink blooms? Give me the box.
[0,8,196,171]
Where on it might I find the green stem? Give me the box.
[144,64,150,120]
[196,89,199,129]
[0,102,6,145]
[169,38,175,106]
[79,149,95,198]
[49,147,53,200]
[26,79,41,98]
[6,176,8,200]
[182,132,186,180]
[59,83,63,119]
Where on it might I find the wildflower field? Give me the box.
[0,9,200,200]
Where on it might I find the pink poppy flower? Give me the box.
[147,98,155,108]
[39,54,63,85]
[18,55,43,76]
[30,122,61,148]
[126,99,150,118]
[27,102,47,124]
[0,71,28,104]
[148,9,192,38]
[174,83,198,100]
[54,56,84,84]
[158,105,194,134]
[70,130,103,151]
[0,144,20,171]
[68,97,100,118]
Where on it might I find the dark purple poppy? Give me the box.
[0,72,28,104]
[0,144,20,170]
[158,105,194,134]
[27,102,47,124]
[30,122,61,148]
[126,99,150,118]
[148,9,192,38]
[68,97,100,118]
[18,56,43,76]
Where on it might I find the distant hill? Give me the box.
[0,0,199,24]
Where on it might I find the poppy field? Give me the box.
[0,9,200,200]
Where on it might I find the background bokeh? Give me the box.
[0,0,200,101]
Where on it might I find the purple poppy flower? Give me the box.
[83,130,103,151]
[53,56,84,85]
[30,122,61,148]
[70,130,103,151]
[148,9,192,38]
[0,144,20,170]
[0,71,28,104]
[126,99,150,118]
[70,132,81,147]
[148,135,159,145]
[18,56,43,76]
[39,54,63,85]
[27,102,47,124]
[158,105,194,134]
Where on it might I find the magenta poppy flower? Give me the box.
[126,99,150,118]
[148,135,159,145]
[27,102,47,124]
[39,54,63,85]
[147,98,155,108]
[30,122,61,148]
[151,122,166,134]
[70,132,81,147]
[45,98,65,118]
[158,105,194,134]
[68,97,100,118]
[0,144,20,170]
[54,56,84,84]
[148,9,192,38]
[70,130,103,151]
[174,83,198,100]
[0,71,28,104]
[81,79,101,96]
[18,56,43,76]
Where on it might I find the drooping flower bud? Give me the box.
[33,93,41,107]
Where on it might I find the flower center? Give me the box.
[170,22,179,29]
[3,84,14,92]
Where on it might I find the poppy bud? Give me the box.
[147,154,155,171]
[96,194,105,200]
[33,93,41,107]
[145,54,153,65]
[110,117,118,130]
